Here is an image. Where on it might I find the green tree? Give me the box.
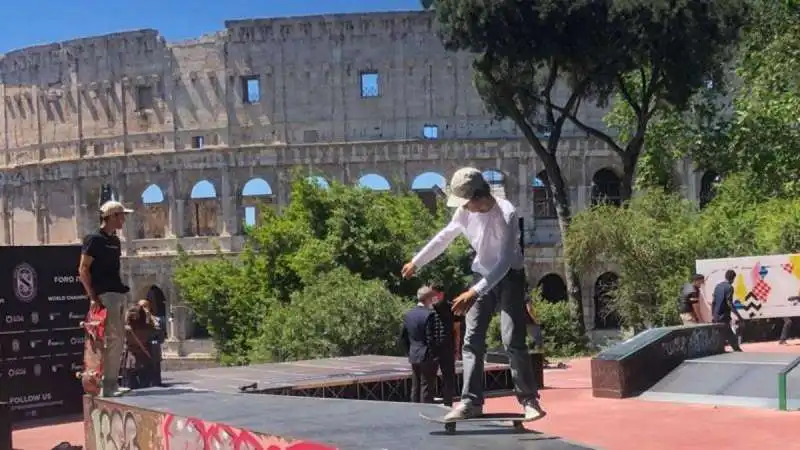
[566,189,700,330]
[248,268,409,363]
[703,5,800,195]
[423,0,748,333]
[174,176,473,363]
[566,176,800,331]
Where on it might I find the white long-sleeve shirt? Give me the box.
[411,198,524,297]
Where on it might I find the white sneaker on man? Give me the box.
[524,400,546,421]
[443,403,483,421]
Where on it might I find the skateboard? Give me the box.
[75,303,108,396]
[420,412,539,434]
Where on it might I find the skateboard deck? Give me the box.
[420,412,540,433]
[75,303,108,396]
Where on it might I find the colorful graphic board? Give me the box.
[695,253,800,320]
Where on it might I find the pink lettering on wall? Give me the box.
[162,414,338,450]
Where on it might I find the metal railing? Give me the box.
[778,356,800,411]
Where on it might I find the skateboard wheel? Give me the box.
[445,422,456,434]
[513,421,525,431]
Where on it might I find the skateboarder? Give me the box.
[78,200,133,397]
[401,167,544,422]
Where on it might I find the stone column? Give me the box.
[0,188,10,245]
[33,181,44,244]
[167,174,183,238]
[117,175,135,255]
[276,169,290,213]
[72,178,85,241]
[220,167,233,236]
[516,158,531,219]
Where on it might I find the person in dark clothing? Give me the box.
[779,317,794,345]
[401,287,440,403]
[122,304,156,389]
[430,288,457,406]
[780,292,799,345]
[711,270,744,352]
[138,299,166,386]
[679,274,706,325]
[78,200,133,398]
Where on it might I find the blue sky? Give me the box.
[0,0,422,53]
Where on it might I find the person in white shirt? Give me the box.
[401,167,545,422]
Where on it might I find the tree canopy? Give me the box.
[424,0,749,332]
[174,175,472,364]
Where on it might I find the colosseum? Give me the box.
[0,10,719,356]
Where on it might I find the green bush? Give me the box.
[248,268,409,363]
[485,288,590,358]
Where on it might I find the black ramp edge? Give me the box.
[109,389,598,450]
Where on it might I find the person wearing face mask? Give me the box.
[401,167,544,423]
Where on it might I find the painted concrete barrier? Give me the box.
[591,324,728,398]
[82,395,336,450]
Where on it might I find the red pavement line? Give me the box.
[11,340,800,450]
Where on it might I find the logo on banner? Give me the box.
[11,339,20,352]
[33,364,42,376]
[31,312,39,325]
[13,263,37,303]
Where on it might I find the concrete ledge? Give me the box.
[591,324,728,399]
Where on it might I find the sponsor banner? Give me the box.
[0,245,87,422]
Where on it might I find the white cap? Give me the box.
[446,167,489,208]
[99,200,134,218]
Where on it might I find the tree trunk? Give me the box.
[544,162,587,335]
[619,146,642,203]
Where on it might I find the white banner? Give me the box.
[695,253,800,320]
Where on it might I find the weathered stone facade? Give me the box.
[0,11,715,348]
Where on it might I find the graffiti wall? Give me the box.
[84,396,338,450]
[696,253,800,320]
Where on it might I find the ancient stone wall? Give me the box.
[0,11,715,342]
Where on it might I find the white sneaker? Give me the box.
[443,403,483,421]
[524,400,546,421]
[110,387,131,397]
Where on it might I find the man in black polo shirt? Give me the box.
[78,200,133,397]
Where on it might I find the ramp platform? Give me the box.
[164,354,513,402]
[639,352,800,410]
[84,389,596,450]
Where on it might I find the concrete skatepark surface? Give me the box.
[13,341,800,450]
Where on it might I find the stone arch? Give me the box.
[188,180,219,236]
[358,173,391,191]
[594,272,621,329]
[537,273,567,303]
[240,177,274,228]
[412,171,446,214]
[699,171,720,209]
[591,168,622,207]
[532,170,556,218]
[138,184,167,239]
[482,169,506,199]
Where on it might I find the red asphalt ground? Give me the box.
[11,339,800,450]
